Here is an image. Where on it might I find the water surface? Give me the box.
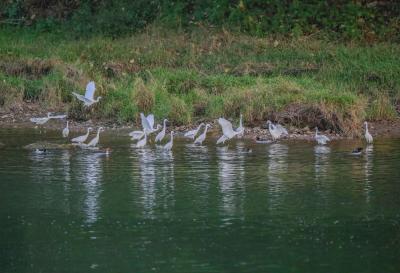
[1,128,399,273]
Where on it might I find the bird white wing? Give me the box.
[146,114,155,129]
[216,135,228,144]
[129,130,145,140]
[276,124,288,135]
[155,130,165,142]
[50,114,67,119]
[140,113,152,131]
[184,129,196,138]
[85,81,96,100]
[218,118,235,138]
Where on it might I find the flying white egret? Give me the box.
[136,133,147,148]
[194,124,211,145]
[30,112,52,125]
[184,123,205,139]
[235,114,244,137]
[266,120,288,140]
[71,127,92,144]
[364,121,373,144]
[163,131,174,151]
[62,121,69,138]
[155,119,168,143]
[315,127,330,145]
[87,127,104,147]
[72,81,102,107]
[216,118,240,144]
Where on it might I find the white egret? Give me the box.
[266,120,288,140]
[62,121,69,138]
[235,114,244,137]
[315,127,330,145]
[216,118,240,144]
[136,133,147,148]
[184,123,204,139]
[155,119,168,143]
[72,81,102,107]
[30,112,52,125]
[129,113,161,140]
[364,121,373,144]
[194,124,211,145]
[163,131,174,151]
[87,127,104,147]
[71,127,92,144]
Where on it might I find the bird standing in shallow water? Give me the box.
[194,124,211,145]
[364,121,373,144]
[315,127,330,145]
[87,127,104,147]
[184,123,205,139]
[163,131,174,151]
[266,120,288,140]
[72,127,92,144]
[155,119,168,143]
[62,121,69,138]
[235,114,244,137]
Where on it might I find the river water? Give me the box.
[0,128,399,273]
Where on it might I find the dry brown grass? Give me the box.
[133,78,155,113]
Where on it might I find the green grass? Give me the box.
[0,26,399,134]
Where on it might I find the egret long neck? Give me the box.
[163,120,167,131]
[66,121,69,128]
[204,126,209,135]
[365,123,369,133]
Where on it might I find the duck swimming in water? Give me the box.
[255,136,271,144]
[351,147,363,155]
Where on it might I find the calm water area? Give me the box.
[1,128,399,273]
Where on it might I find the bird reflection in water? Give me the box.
[267,143,288,211]
[314,145,331,180]
[217,142,245,222]
[364,145,374,204]
[137,148,157,218]
[79,151,103,225]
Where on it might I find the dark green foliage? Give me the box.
[1,0,399,40]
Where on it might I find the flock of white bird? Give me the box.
[30,81,374,151]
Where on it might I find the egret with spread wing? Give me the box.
[216,118,239,144]
[72,81,102,107]
[266,120,288,140]
[30,112,52,125]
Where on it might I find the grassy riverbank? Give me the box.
[0,26,399,135]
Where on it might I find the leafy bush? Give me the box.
[1,0,399,40]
